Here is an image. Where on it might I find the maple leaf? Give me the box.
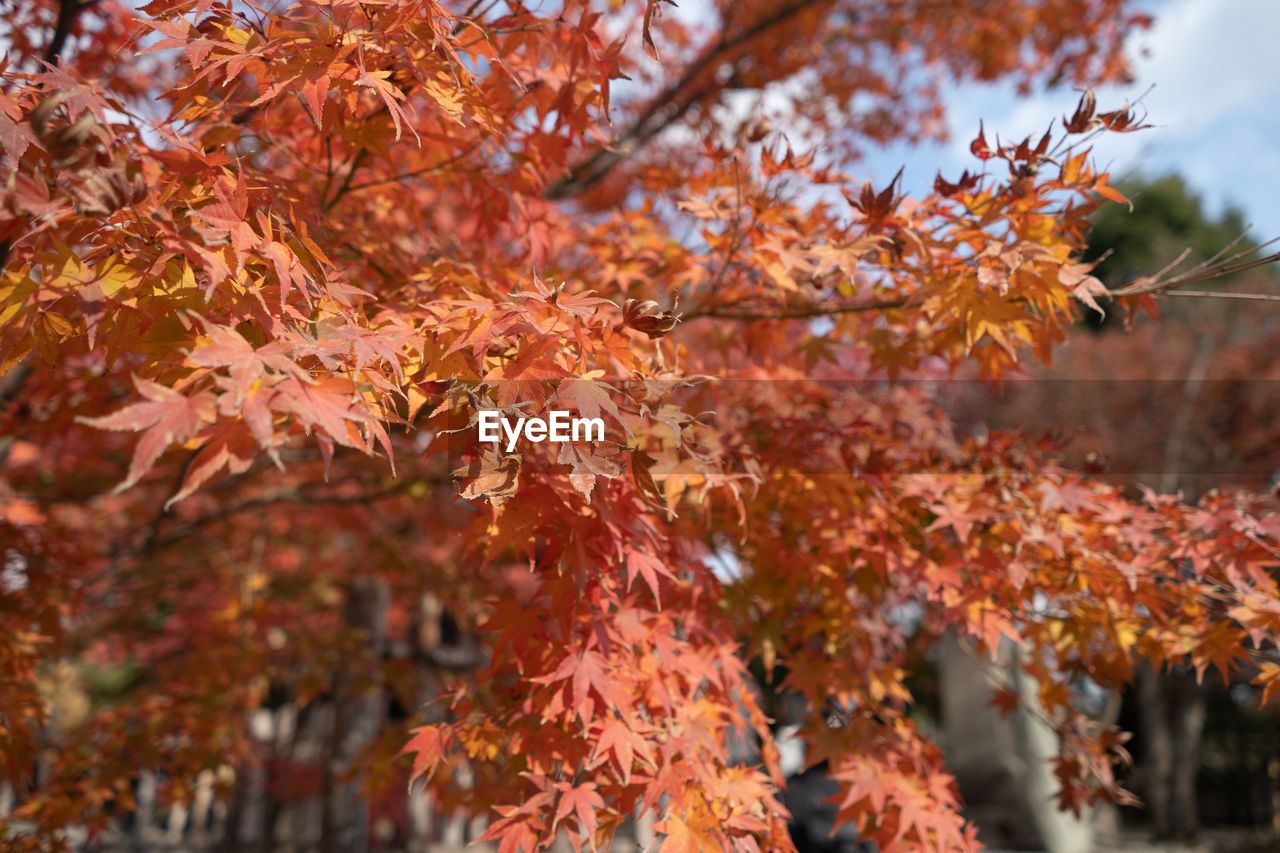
[557,440,622,499]
[1254,663,1280,707]
[273,376,395,470]
[164,422,257,509]
[518,277,616,317]
[1039,478,1097,514]
[76,377,216,491]
[589,717,655,784]
[655,814,724,853]
[401,724,453,787]
[1058,261,1111,319]
[624,545,675,604]
[354,57,419,145]
[187,321,302,398]
[0,94,41,163]
[194,171,249,228]
[926,500,978,542]
[554,781,605,841]
[478,812,541,853]
[989,687,1020,718]
[969,120,992,160]
[300,73,330,129]
[1063,88,1099,134]
[536,648,630,723]
[551,374,624,426]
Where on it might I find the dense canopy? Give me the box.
[3,0,1280,850]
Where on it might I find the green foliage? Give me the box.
[1086,174,1252,284]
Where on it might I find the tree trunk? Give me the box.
[1134,661,1173,837]
[1009,644,1095,853]
[1169,674,1208,839]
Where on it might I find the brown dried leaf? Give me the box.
[453,450,521,505]
[622,297,681,339]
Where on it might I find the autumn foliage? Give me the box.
[4,0,1280,850]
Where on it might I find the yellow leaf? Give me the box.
[33,313,75,366]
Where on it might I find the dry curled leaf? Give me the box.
[452,450,521,505]
[1063,88,1099,134]
[629,447,670,514]
[622,296,681,339]
[69,160,147,216]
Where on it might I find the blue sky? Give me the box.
[860,0,1280,239]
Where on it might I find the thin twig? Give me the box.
[1162,290,1280,302]
[322,149,370,212]
[126,483,409,557]
[1108,227,1280,299]
[685,293,915,322]
[685,228,1280,323]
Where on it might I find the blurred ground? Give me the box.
[1023,827,1278,853]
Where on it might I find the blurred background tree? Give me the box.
[1082,174,1266,331]
[940,173,1280,846]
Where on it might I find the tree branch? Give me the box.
[43,0,96,65]
[1162,290,1280,303]
[684,293,916,322]
[547,0,830,199]
[322,148,370,212]
[115,482,414,560]
[684,229,1280,324]
[1107,231,1280,299]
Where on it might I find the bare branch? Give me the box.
[1162,290,1280,303]
[1108,230,1280,299]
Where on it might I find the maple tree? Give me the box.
[4,0,1280,851]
